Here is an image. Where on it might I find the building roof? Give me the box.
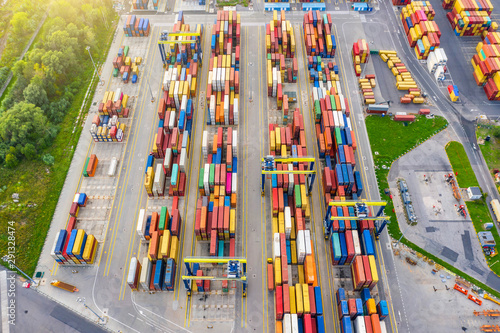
[468,187,482,196]
[478,231,496,247]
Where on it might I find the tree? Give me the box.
[23,81,49,111]
[5,153,18,168]
[0,102,51,150]
[22,143,37,160]
[10,12,30,38]
[42,153,54,166]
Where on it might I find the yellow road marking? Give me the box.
[333,23,399,333]
[297,25,338,333]
[102,27,158,276]
[118,30,164,300]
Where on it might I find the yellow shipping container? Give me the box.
[72,229,86,257]
[368,255,379,287]
[302,284,310,314]
[278,212,285,234]
[295,283,304,316]
[300,184,308,211]
[272,217,278,235]
[160,230,171,259]
[289,286,297,314]
[290,240,297,264]
[82,235,96,262]
[366,298,377,315]
[270,130,276,151]
[230,209,236,236]
[169,235,179,262]
[274,257,282,286]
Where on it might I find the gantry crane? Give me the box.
[261,156,316,196]
[158,30,203,67]
[323,200,390,239]
[182,257,247,297]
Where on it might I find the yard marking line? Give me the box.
[333,23,399,333]
[102,26,157,275]
[185,25,211,328]
[297,25,335,333]
[175,25,208,301]
[119,78,162,301]
[298,25,338,333]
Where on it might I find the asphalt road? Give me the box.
[0,269,108,333]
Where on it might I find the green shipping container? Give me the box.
[83,157,90,177]
[123,45,129,57]
[113,68,119,77]
[330,95,336,111]
[218,240,224,258]
[209,164,215,186]
[335,127,342,146]
[314,100,321,121]
[198,167,204,189]
[294,184,302,208]
[159,207,168,231]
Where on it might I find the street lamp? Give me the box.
[86,46,103,86]
[2,255,35,285]
[76,297,105,323]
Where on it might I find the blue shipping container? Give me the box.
[336,287,346,305]
[154,260,165,290]
[314,286,323,316]
[55,229,67,255]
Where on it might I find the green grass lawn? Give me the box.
[445,141,479,188]
[477,125,500,193]
[217,0,249,7]
[366,115,500,299]
[0,22,116,277]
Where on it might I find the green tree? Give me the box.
[42,153,54,166]
[23,81,49,110]
[10,12,30,38]
[0,102,51,150]
[5,153,18,168]
[21,143,37,160]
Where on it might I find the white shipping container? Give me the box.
[283,314,292,333]
[291,314,299,333]
[380,321,388,333]
[169,111,176,130]
[434,65,445,81]
[347,118,352,131]
[352,230,362,257]
[296,230,306,264]
[273,233,281,258]
[202,130,208,156]
[284,206,292,239]
[154,164,165,187]
[304,230,312,255]
[288,164,294,196]
[127,257,138,287]
[136,209,146,240]
[437,48,448,64]
[336,81,342,96]
[333,110,340,128]
[139,257,151,290]
[164,148,173,171]
[114,88,121,102]
[108,157,119,177]
[339,96,346,113]
[50,231,61,261]
[427,51,438,73]
[73,193,80,203]
[354,316,367,333]
[232,130,238,155]
[232,173,237,193]
[179,148,187,173]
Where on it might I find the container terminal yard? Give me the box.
[11,0,500,332]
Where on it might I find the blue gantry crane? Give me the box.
[261,155,317,196]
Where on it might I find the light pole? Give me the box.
[2,255,35,285]
[76,297,105,323]
[86,46,103,85]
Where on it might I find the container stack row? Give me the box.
[112,46,142,83]
[144,13,203,198]
[92,97,128,142]
[163,13,203,66]
[130,200,181,291]
[266,114,326,333]
[207,10,241,125]
[379,50,425,104]
[303,11,336,58]
[51,227,98,266]
[266,10,298,118]
[336,288,389,333]
[99,89,130,118]
[392,0,411,5]
[400,2,441,60]
[358,75,377,104]
[443,0,495,36]
[426,48,448,81]
[124,15,151,37]
[194,128,238,255]
[471,32,500,100]
[351,39,369,77]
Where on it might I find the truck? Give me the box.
[51,280,79,292]
[284,91,297,103]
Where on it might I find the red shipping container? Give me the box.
[276,285,284,320]
[345,230,355,263]
[365,315,374,333]
[348,298,357,318]
[363,256,373,288]
[309,285,316,316]
[210,230,218,255]
[283,283,290,314]
[67,217,76,233]
[304,314,313,333]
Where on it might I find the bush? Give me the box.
[5,153,18,168]
[42,153,54,166]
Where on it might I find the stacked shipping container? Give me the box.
[400,2,441,60]
[358,75,377,105]
[123,15,151,37]
[51,228,98,265]
[336,288,390,333]
[303,11,336,58]
[131,200,181,291]
[143,12,203,198]
[194,128,238,257]
[443,0,494,36]
[206,11,241,125]
[379,50,425,104]
[351,39,369,77]
[470,32,500,100]
[266,10,298,118]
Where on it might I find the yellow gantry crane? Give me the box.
[323,200,390,239]
[261,155,316,196]
[158,29,203,67]
[182,257,247,297]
